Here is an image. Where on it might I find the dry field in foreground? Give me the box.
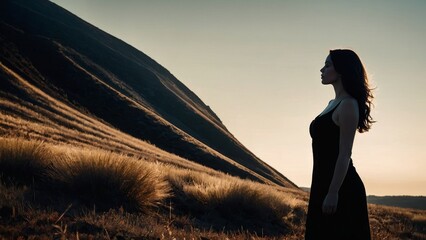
[0,137,425,239]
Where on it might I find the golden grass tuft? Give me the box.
[166,167,306,234]
[47,149,170,211]
[0,137,50,184]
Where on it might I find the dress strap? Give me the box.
[330,98,345,111]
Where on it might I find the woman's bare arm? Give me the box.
[322,98,359,214]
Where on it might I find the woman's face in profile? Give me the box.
[320,55,340,85]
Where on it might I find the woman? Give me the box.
[305,49,373,239]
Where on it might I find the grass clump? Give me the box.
[0,137,50,185]
[47,149,170,211]
[166,168,305,235]
[0,137,170,212]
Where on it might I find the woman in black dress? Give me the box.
[305,49,374,239]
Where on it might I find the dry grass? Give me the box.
[0,137,50,184]
[368,204,426,239]
[0,137,425,239]
[0,98,233,180]
[47,149,170,212]
[166,166,306,235]
[0,137,307,238]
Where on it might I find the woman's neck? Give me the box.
[332,80,350,100]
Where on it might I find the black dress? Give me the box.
[305,101,371,240]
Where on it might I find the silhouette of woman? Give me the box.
[305,49,373,239]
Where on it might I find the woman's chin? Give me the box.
[321,79,333,85]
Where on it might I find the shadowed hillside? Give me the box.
[0,0,296,188]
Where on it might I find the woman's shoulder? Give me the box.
[340,97,357,105]
[338,97,359,117]
[341,97,358,106]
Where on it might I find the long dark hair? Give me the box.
[330,49,374,133]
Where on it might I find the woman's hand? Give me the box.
[322,192,339,215]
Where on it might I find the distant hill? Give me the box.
[368,196,426,210]
[0,0,296,188]
[302,187,426,211]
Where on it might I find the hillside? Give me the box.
[0,0,295,188]
[303,187,426,211]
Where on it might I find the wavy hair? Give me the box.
[330,49,374,132]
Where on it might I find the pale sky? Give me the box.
[49,0,426,196]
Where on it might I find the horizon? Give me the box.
[48,0,426,196]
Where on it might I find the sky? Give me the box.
[49,0,426,196]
